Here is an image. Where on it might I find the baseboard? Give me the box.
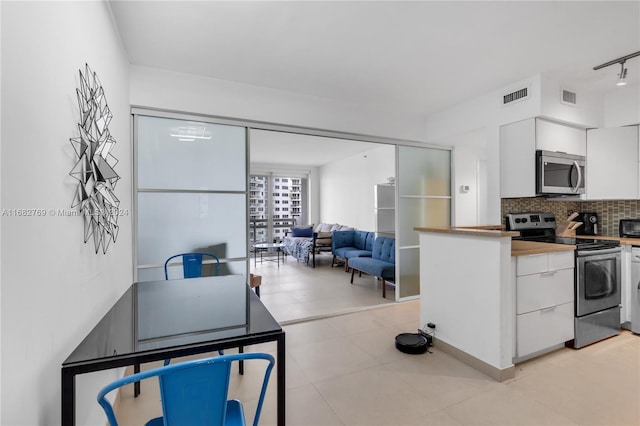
[434,339,515,382]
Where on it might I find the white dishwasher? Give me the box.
[630,247,640,334]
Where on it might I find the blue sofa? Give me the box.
[331,230,375,270]
[348,237,395,298]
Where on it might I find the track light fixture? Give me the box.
[616,61,628,86]
[593,51,639,86]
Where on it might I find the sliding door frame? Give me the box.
[132,106,453,300]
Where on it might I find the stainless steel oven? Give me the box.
[576,247,621,315]
[574,246,621,348]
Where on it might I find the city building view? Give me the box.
[249,175,304,243]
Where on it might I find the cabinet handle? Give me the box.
[540,271,557,277]
[541,306,557,313]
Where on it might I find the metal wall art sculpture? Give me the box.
[69,64,120,254]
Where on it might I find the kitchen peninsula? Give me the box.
[415,226,575,382]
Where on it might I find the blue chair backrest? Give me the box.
[164,252,221,280]
[97,353,275,426]
[353,230,369,250]
[372,237,395,263]
[332,230,355,251]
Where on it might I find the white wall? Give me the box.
[318,144,395,230]
[539,74,604,128]
[1,2,131,425]
[425,76,543,224]
[130,66,428,142]
[452,146,483,226]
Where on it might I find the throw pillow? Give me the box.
[291,226,313,238]
[316,223,335,232]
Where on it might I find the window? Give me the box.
[249,173,308,243]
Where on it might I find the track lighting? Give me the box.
[616,62,628,86]
[593,51,639,87]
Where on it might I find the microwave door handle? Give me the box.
[572,160,583,193]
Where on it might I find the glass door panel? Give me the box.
[397,145,452,299]
[137,116,246,191]
[135,114,248,282]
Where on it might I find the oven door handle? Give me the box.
[572,160,583,193]
[576,247,621,256]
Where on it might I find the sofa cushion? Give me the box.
[343,249,372,259]
[333,246,353,258]
[332,230,376,257]
[353,230,375,251]
[348,257,395,279]
[372,237,395,264]
[291,226,313,238]
[315,223,336,233]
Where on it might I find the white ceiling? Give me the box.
[109,1,639,165]
[110,1,639,118]
[249,129,382,166]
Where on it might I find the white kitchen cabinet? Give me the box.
[516,302,574,357]
[586,126,639,200]
[514,250,575,360]
[500,118,586,198]
[536,118,587,156]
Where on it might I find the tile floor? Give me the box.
[114,297,640,425]
[251,251,396,324]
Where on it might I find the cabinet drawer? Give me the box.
[516,268,574,314]
[517,251,574,276]
[516,301,574,357]
[517,253,548,276]
[548,251,574,271]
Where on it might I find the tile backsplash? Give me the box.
[501,198,640,236]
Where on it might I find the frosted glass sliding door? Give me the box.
[397,146,451,299]
[135,115,248,282]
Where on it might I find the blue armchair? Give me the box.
[331,230,375,270]
[348,236,396,298]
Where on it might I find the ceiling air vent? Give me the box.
[561,89,577,106]
[503,87,528,105]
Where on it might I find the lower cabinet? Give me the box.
[516,302,574,357]
[514,251,575,360]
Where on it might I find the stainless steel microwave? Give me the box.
[536,150,585,195]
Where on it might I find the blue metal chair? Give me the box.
[164,252,221,280]
[97,353,275,426]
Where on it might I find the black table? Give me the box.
[61,275,285,426]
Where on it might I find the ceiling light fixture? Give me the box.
[170,126,213,142]
[593,51,640,87]
[616,62,628,86]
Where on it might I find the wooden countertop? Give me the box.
[414,225,640,254]
[414,225,519,238]
[511,240,575,256]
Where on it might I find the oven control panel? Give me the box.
[505,212,556,231]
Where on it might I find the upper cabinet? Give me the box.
[535,118,587,156]
[500,118,586,198]
[586,126,639,200]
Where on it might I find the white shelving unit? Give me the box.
[375,183,395,238]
